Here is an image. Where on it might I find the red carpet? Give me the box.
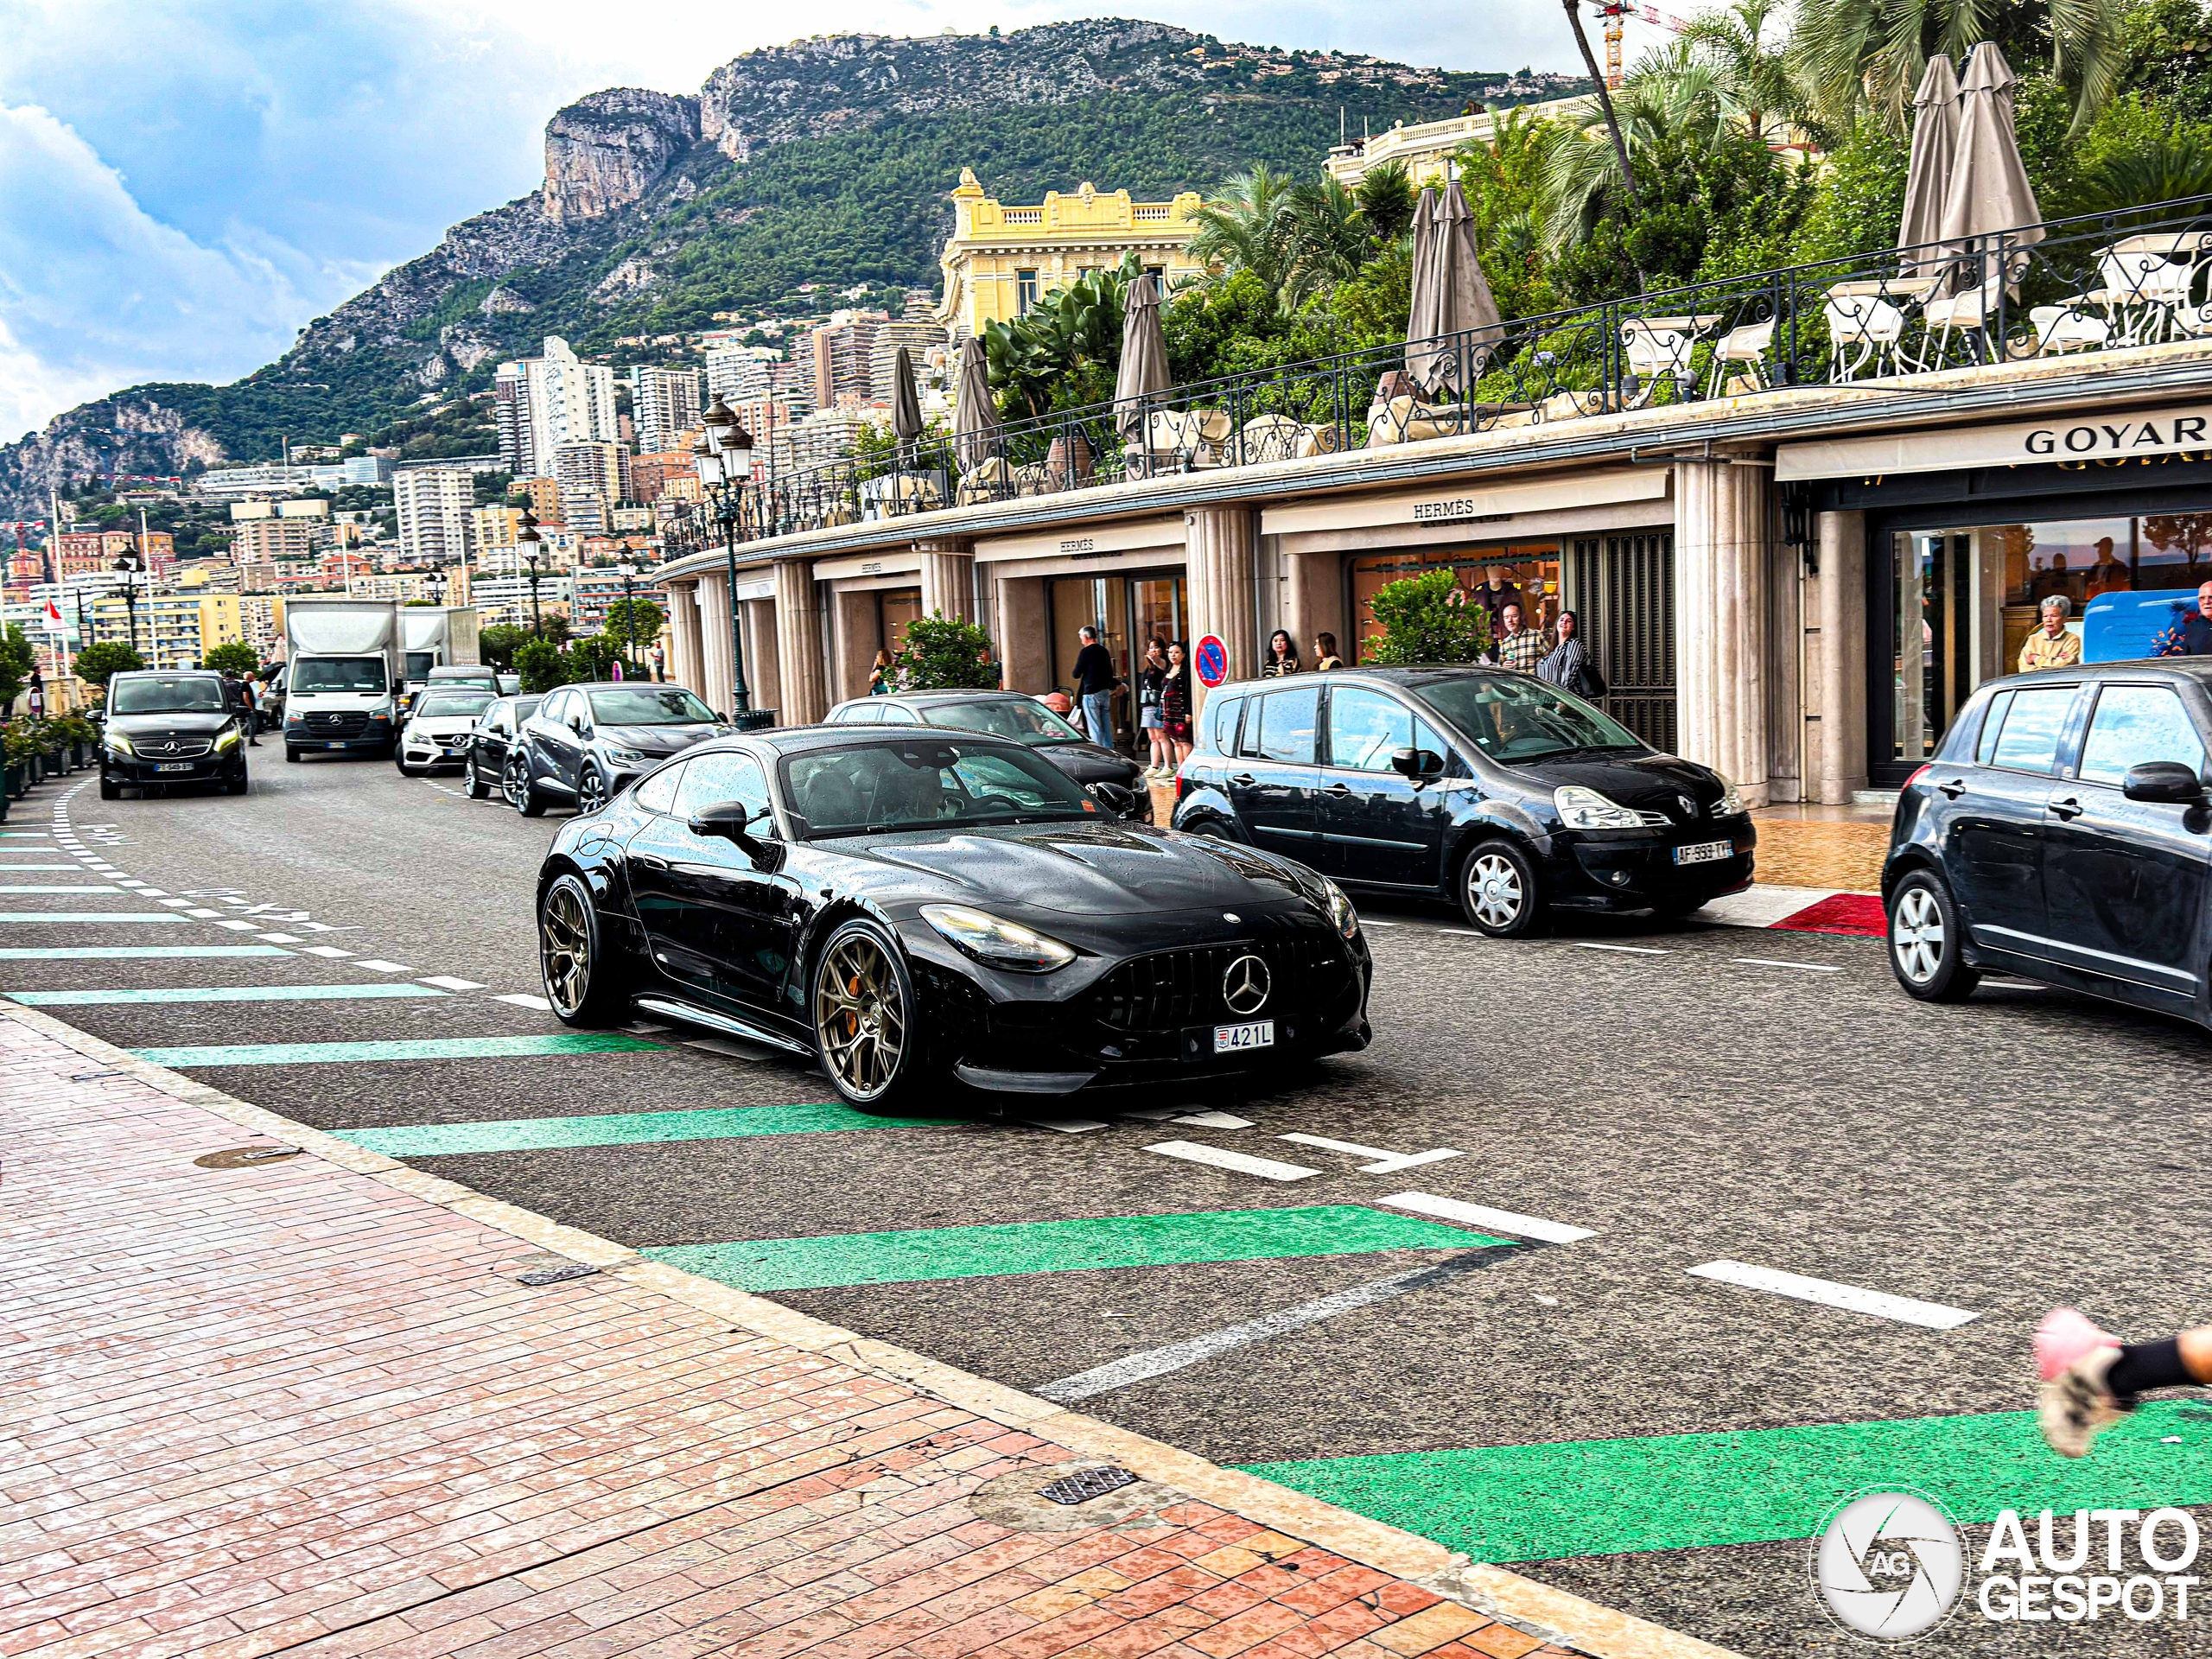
[1770,892,1887,936]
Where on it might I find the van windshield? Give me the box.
[292,657,389,694]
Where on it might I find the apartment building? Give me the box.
[229,499,327,566]
[468,505,526,553]
[89,589,241,671]
[494,337,619,478]
[808,312,887,410]
[393,467,475,564]
[869,299,948,404]
[51,528,175,579]
[629,365,702,454]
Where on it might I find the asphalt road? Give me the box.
[10,747,2212,1658]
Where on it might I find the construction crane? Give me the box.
[1593,1,1694,89]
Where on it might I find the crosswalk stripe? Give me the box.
[0,886,123,893]
[644,1204,1504,1293]
[1686,1259,1979,1329]
[332,1100,959,1156]
[0,945,291,960]
[0,912,188,923]
[130,1033,664,1067]
[0,865,103,872]
[7,984,454,1007]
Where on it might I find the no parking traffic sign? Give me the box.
[1194,634,1229,688]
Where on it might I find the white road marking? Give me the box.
[1278,1134,1464,1174]
[1572,942,1670,955]
[157,899,191,908]
[493,993,553,1010]
[256,932,303,944]
[1696,885,1844,928]
[183,908,222,918]
[1376,1191,1596,1244]
[418,976,486,991]
[1024,1118,1109,1133]
[300,945,353,958]
[1035,1252,1501,1403]
[1732,957,1844,974]
[1173,1110,1253,1129]
[352,959,412,974]
[1686,1259,1980,1330]
[1147,1141,1319,1181]
[136,889,166,897]
[213,920,259,932]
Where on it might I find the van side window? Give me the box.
[1207,695,1244,755]
[1254,686,1321,766]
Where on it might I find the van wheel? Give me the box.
[1459,838,1545,938]
[1888,870,1980,1001]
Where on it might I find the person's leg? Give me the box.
[1084,692,1112,748]
[2037,1308,2212,1457]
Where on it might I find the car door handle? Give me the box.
[2050,796,2084,821]
[1230,772,1256,785]
[632,854,670,871]
[1936,778,1967,799]
[1322,783,1354,795]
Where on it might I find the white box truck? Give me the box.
[283,598,403,762]
[397,606,488,711]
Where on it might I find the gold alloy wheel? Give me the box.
[539,883,592,1017]
[814,931,907,1102]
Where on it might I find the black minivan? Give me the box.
[1172,666,1755,935]
[1883,659,2212,1024]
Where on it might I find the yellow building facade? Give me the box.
[90,590,244,670]
[934,169,1208,340]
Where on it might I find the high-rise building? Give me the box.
[495,337,619,478]
[629,365,702,454]
[555,442,624,508]
[808,311,887,410]
[520,476,563,526]
[392,467,474,564]
[869,299,949,409]
[468,505,526,553]
[229,499,327,566]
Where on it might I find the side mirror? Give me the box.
[1389,747,1445,780]
[2122,761,2208,805]
[687,801,774,867]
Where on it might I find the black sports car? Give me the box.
[535,727,1372,1110]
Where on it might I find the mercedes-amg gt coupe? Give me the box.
[533,726,1372,1111]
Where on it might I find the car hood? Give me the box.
[108,709,232,737]
[1035,741,1142,784]
[601,722,721,756]
[406,716,480,736]
[1534,751,1726,822]
[836,820,1321,917]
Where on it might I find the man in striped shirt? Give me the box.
[1494,602,1551,673]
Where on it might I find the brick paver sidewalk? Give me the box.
[1,1008,1711,1659]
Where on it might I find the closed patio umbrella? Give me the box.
[1402,187,1443,388]
[1939,41,2044,282]
[1433,179,1506,391]
[1898,54,1961,272]
[951,335,999,469]
[1112,270,1170,443]
[890,345,924,464]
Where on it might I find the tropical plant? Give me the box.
[1280,176,1373,307]
[1541,50,1729,249]
[1364,569,1492,665]
[200,641,260,677]
[3,718,50,764]
[1184,164,1304,309]
[1353,159,1419,244]
[2067,110,2212,215]
[0,624,34,709]
[893,612,1001,690]
[1560,0,1644,208]
[514,638,566,694]
[478,623,528,671]
[72,640,144,691]
[1679,0,1815,143]
[982,254,1138,417]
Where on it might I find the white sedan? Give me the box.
[396,689,498,775]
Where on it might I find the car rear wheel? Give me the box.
[505,751,544,817]
[464,752,491,799]
[575,764,609,817]
[1889,870,1980,1002]
[812,918,922,1113]
[538,873,628,1026]
[1459,838,1545,938]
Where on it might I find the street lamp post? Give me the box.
[614,561,639,673]
[517,510,545,638]
[110,553,143,660]
[693,396,754,720]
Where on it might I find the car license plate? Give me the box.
[327,741,346,750]
[1674,839,1732,865]
[1213,1020,1274,1053]
[154,762,194,773]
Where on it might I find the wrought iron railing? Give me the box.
[668,193,2212,552]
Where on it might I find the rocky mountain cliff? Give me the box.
[0,20,1580,518]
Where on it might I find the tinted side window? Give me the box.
[880,704,920,725]
[832,704,877,724]
[1988,685,2076,774]
[1255,686,1321,765]
[1205,695,1245,755]
[536,690,567,725]
[634,761,683,815]
[2080,685,2207,785]
[1327,687,1414,772]
[1973,691,2013,765]
[673,752,772,822]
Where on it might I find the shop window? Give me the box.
[1348,543,1561,664]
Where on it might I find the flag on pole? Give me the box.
[43,600,62,626]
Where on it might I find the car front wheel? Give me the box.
[1888,870,1980,1001]
[812,918,923,1113]
[505,751,544,817]
[1459,838,1545,938]
[464,750,491,799]
[575,764,609,817]
[538,872,628,1025]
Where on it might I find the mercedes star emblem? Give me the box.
[1222,953,1271,1016]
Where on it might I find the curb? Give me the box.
[1,999,1743,1659]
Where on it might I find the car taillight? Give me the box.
[1175,771,1192,800]
[1904,764,1932,790]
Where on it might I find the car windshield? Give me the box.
[781,740,1103,837]
[588,687,717,726]
[415,693,494,719]
[292,657,389,694]
[432,674,497,690]
[918,698,1089,745]
[110,677,225,715]
[1413,674,1644,764]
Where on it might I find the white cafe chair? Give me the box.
[2029,303,2113,355]
[1823,292,1908,379]
[1622,325,1695,407]
[1705,319,1777,397]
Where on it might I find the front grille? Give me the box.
[1085,929,1353,1033]
[138,737,213,759]
[302,711,370,736]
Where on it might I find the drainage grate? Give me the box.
[1039,1466,1140,1505]
[194,1146,302,1169]
[512,1254,601,1287]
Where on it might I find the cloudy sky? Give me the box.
[0,0,1595,443]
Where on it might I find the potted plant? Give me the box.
[3,719,47,796]
[50,713,99,769]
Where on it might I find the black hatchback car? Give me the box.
[1172,666,1754,935]
[824,690,1151,821]
[1883,659,2212,1024]
[461,694,541,799]
[99,670,252,799]
[506,682,728,817]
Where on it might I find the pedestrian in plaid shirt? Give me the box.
[1494,602,1551,673]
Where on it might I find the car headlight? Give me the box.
[106,730,136,756]
[1320,877,1359,940]
[920,904,1076,974]
[214,727,241,752]
[603,747,647,766]
[1714,779,1745,817]
[1553,785,1650,830]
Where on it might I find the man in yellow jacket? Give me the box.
[2018,595,2082,671]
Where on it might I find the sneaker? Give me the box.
[2036,1307,2126,1458]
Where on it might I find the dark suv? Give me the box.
[506,682,727,816]
[99,670,252,798]
[1883,658,2212,1024]
[1172,666,1753,935]
[825,690,1151,821]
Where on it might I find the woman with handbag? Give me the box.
[1136,638,1171,779]
[1534,610,1606,702]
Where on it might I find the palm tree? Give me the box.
[1281,177,1371,308]
[1184,165,1304,308]
[1540,51,1729,247]
[1353,160,1418,244]
[1560,0,1643,209]
[1789,0,2129,136]
[1678,0,1812,144]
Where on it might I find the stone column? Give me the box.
[1184,505,1259,720]
[695,574,734,717]
[1674,457,1772,805]
[995,575,1050,694]
[665,582,704,693]
[1282,548,1347,666]
[773,557,827,725]
[1804,510,1869,804]
[743,597,780,717]
[833,589,880,703]
[915,539,976,623]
